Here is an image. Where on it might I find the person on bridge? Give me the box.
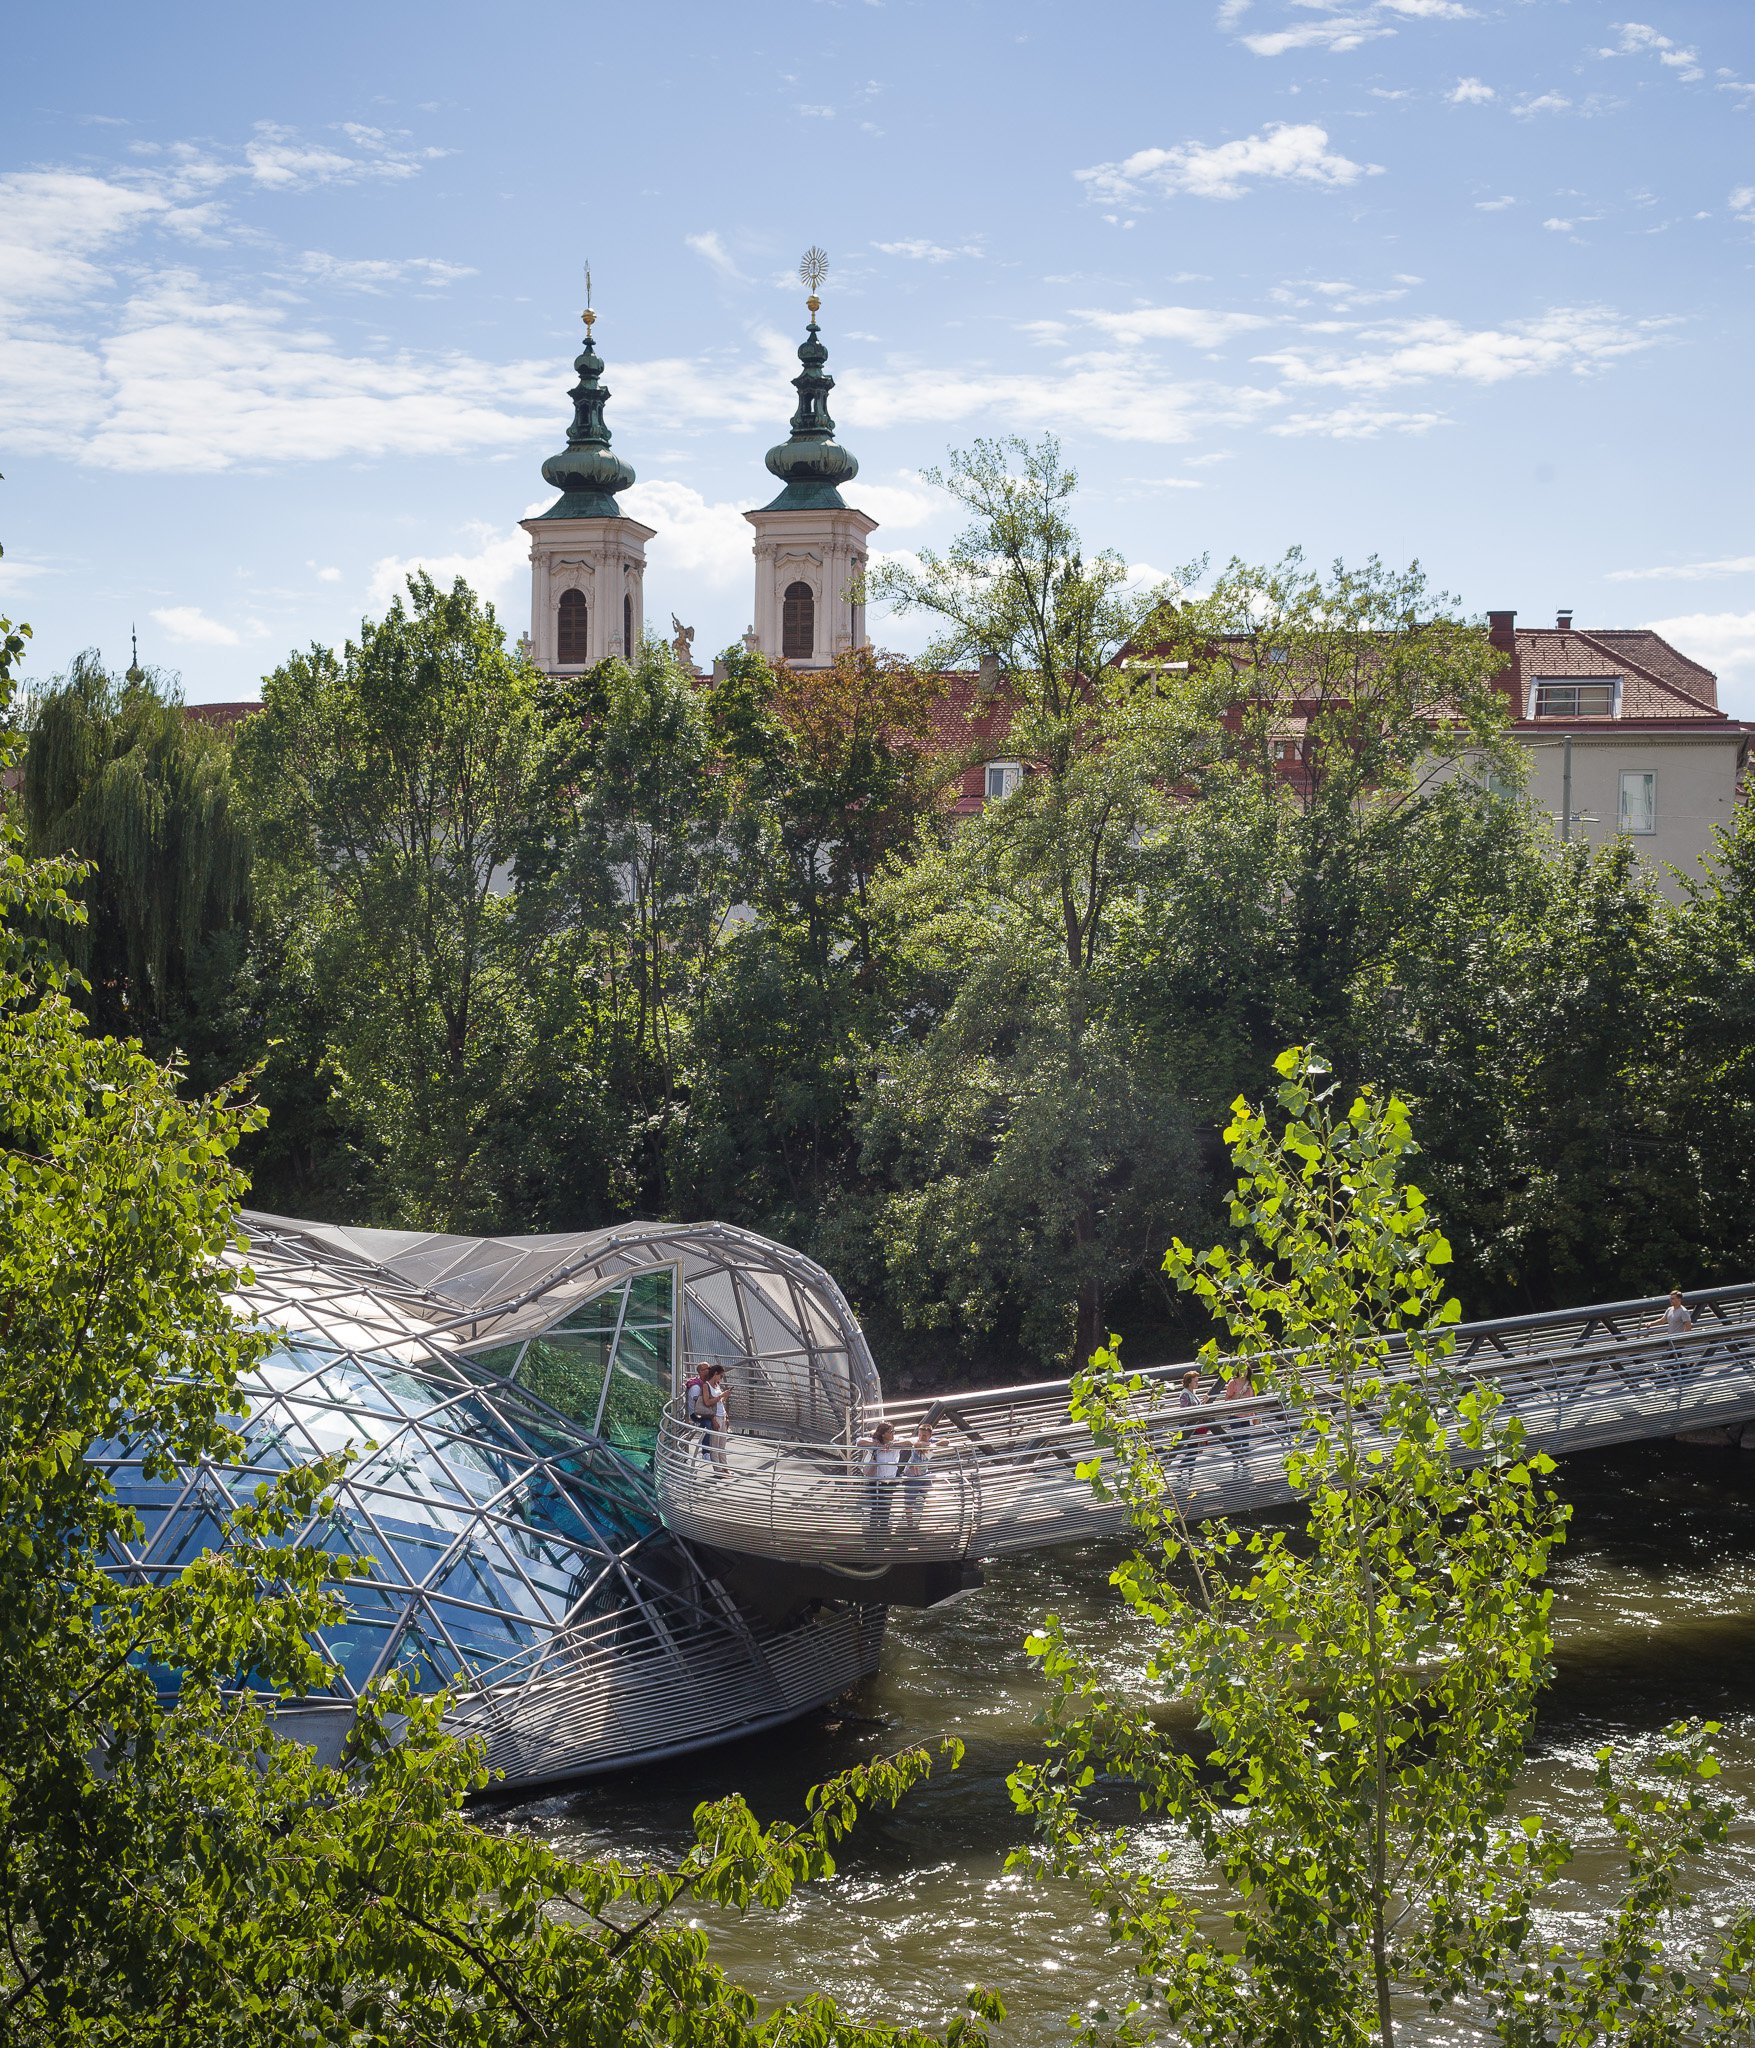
[900,1422,934,1531]
[1222,1365,1254,1467]
[865,1421,901,1531]
[703,1363,730,1477]
[1175,1370,1208,1477]
[1660,1289,1694,1335]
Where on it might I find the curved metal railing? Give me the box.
[656,1284,1755,1566]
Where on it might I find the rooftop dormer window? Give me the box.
[1530,676,1619,719]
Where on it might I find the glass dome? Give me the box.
[92,1213,886,1788]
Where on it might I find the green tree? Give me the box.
[0,613,1000,2044]
[1166,551,1515,1047]
[237,573,557,1226]
[1010,1049,1753,2045]
[867,436,1216,1365]
[679,644,945,1240]
[19,650,251,1049]
[516,637,739,1217]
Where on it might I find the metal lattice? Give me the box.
[94,1213,886,1788]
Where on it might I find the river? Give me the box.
[516,1440,1755,2042]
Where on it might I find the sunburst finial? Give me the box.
[582,260,595,332]
[799,245,828,315]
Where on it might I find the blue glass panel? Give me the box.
[385,1615,465,1691]
[147,1511,228,1568]
[312,1623,387,1691]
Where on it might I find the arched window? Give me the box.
[782,580,815,661]
[557,587,588,664]
[623,593,633,660]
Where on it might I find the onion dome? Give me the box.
[762,272,859,512]
[536,307,635,520]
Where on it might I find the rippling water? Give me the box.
[518,1442,1755,2042]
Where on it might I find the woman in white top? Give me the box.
[865,1421,901,1530]
[1660,1289,1694,1335]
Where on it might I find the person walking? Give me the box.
[864,1420,901,1533]
[1660,1288,1694,1335]
[900,1422,934,1532]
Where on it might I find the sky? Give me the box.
[3,0,1753,711]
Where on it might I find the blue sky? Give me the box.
[4,0,1752,710]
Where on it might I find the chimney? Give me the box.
[977,651,1002,703]
[1556,608,1573,631]
[1487,609,1516,656]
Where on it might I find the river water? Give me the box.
[518,1441,1755,2042]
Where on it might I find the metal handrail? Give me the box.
[654,1285,1755,1567]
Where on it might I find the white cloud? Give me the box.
[1601,22,1703,83]
[684,231,747,283]
[1228,0,1473,53]
[1644,610,1755,712]
[1543,218,1574,233]
[242,120,439,188]
[152,604,243,646]
[1254,306,1662,392]
[0,169,177,306]
[1732,186,1755,224]
[309,562,343,582]
[368,516,535,615]
[1070,304,1274,347]
[872,238,982,262]
[623,480,752,590]
[1609,555,1755,583]
[1475,195,1518,211]
[1449,76,1495,103]
[1077,123,1381,204]
[1267,405,1448,437]
[1240,15,1390,56]
[795,103,836,119]
[296,251,475,292]
[0,268,558,473]
[1513,92,1573,117]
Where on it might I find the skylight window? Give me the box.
[1531,676,1619,718]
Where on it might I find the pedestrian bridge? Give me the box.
[656,1284,1755,1568]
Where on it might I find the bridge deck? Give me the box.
[654,1286,1755,1566]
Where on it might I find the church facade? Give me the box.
[523,283,874,680]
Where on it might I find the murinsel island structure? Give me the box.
[96,260,1755,1788]
[94,1207,1755,1790]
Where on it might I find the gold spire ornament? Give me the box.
[582,260,595,332]
[799,245,828,315]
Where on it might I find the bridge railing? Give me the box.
[654,1285,1755,1566]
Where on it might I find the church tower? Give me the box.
[744,250,877,670]
[522,287,654,675]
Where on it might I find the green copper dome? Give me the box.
[762,311,859,512]
[536,318,635,520]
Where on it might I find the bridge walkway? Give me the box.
[653,1284,1755,1567]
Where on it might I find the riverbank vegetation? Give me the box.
[12,441,1755,1380]
[1016,1051,1754,2044]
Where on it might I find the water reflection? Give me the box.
[520,1442,1755,2042]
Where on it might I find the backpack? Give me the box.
[684,1373,706,1423]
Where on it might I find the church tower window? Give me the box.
[557,588,588,664]
[782,581,815,661]
[623,593,633,660]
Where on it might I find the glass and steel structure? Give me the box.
[92,1213,885,1789]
